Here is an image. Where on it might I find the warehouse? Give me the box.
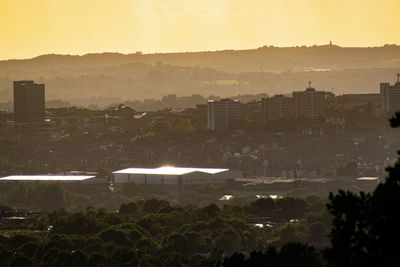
[113,166,243,185]
[0,175,99,184]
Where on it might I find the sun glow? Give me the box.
[0,0,399,59]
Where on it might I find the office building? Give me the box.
[207,99,241,130]
[293,82,326,119]
[262,95,294,120]
[381,74,400,114]
[13,81,45,123]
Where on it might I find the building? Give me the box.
[0,175,99,184]
[240,100,262,119]
[113,166,243,185]
[207,99,241,130]
[195,104,207,114]
[380,74,400,114]
[104,104,137,120]
[261,95,294,121]
[293,82,326,119]
[13,81,45,123]
[341,93,381,102]
[261,82,327,121]
[243,100,262,114]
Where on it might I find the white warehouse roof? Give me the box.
[113,166,229,175]
[357,177,378,181]
[0,175,95,181]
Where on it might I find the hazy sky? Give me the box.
[0,0,399,59]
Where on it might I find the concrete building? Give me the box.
[14,81,45,123]
[195,104,207,114]
[113,166,243,185]
[381,74,400,114]
[261,95,294,121]
[242,100,262,114]
[207,99,241,130]
[341,93,381,102]
[293,82,326,119]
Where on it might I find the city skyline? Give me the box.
[1,0,399,60]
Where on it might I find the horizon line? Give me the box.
[1,43,399,62]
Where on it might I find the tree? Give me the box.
[306,222,328,245]
[279,243,321,267]
[142,199,169,214]
[10,253,31,267]
[171,119,194,134]
[215,229,241,254]
[53,212,107,235]
[275,197,308,221]
[99,229,130,246]
[325,112,400,266]
[221,243,321,267]
[201,203,220,219]
[248,198,276,216]
[119,202,138,215]
[108,248,138,266]
[162,233,188,254]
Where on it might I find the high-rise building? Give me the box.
[207,99,241,130]
[381,74,400,114]
[293,82,326,119]
[261,95,294,121]
[13,81,45,123]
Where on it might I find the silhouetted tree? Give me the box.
[142,199,169,214]
[119,202,138,215]
[248,197,276,216]
[325,112,400,266]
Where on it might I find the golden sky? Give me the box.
[0,0,399,59]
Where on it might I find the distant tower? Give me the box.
[329,40,332,45]
[207,99,241,130]
[380,74,400,113]
[13,81,45,123]
[293,82,326,119]
[262,95,294,121]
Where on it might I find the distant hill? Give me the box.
[0,45,399,104]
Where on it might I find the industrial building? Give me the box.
[113,166,243,185]
[13,81,45,123]
[0,175,99,184]
[207,99,241,130]
[381,74,400,114]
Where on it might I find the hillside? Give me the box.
[0,45,399,104]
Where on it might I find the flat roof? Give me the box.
[357,177,378,181]
[0,175,95,181]
[113,166,229,175]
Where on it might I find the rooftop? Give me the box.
[0,175,95,181]
[357,177,378,181]
[113,166,229,175]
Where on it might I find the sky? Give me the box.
[0,0,399,60]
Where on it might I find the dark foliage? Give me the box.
[324,112,400,266]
